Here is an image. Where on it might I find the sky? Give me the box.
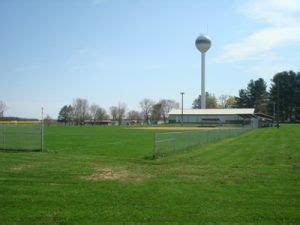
[1,0,300,119]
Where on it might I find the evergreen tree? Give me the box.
[269,71,300,122]
[58,105,73,125]
[236,78,268,113]
[58,105,69,125]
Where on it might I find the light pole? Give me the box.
[180,92,184,126]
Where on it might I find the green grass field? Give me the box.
[0,125,299,224]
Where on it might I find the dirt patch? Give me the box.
[85,167,144,182]
[10,164,36,172]
[49,183,63,186]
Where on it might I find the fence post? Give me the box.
[2,125,5,149]
[2,133,5,149]
[173,137,176,153]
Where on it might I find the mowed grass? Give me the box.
[0,125,299,224]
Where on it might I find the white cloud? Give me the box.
[214,0,300,63]
[242,0,300,26]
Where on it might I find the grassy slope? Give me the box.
[0,125,299,224]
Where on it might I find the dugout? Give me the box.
[168,108,259,126]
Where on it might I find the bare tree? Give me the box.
[0,100,7,117]
[90,103,99,124]
[159,99,180,123]
[72,98,89,125]
[110,106,118,121]
[44,115,52,127]
[217,95,237,108]
[218,95,229,108]
[127,110,141,124]
[95,107,108,120]
[117,102,126,125]
[139,98,154,125]
[66,105,74,125]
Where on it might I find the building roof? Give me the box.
[169,108,255,115]
[255,113,273,120]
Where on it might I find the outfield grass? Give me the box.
[0,125,299,224]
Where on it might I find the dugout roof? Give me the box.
[169,108,255,115]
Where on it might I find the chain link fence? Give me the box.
[0,123,43,151]
[153,125,254,157]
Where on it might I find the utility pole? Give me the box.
[180,92,184,126]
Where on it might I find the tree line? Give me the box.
[57,98,179,125]
[235,71,300,122]
[191,70,300,122]
[1,70,299,123]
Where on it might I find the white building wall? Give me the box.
[170,114,243,123]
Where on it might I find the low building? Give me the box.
[84,120,113,126]
[255,113,273,127]
[168,108,256,125]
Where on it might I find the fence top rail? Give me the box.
[155,127,247,136]
[155,138,176,143]
[1,131,41,134]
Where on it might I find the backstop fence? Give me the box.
[153,124,255,157]
[0,123,43,151]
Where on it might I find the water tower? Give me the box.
[195,34,211,109]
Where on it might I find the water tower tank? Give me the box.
[195,35,211,53]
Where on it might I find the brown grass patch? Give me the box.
[85,167,145,182]
[10,164,36,172]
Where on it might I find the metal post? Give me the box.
[276,79,280,128]
[152,133,156,159]
[201,53,206,109]
[2,125,5,149]
[41,107,44,151]
[273,102,276,126]
[173,138,176,153]
[180,92,184,126]
[2,133,5,149]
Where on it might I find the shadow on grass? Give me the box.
[143,155,156,160]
